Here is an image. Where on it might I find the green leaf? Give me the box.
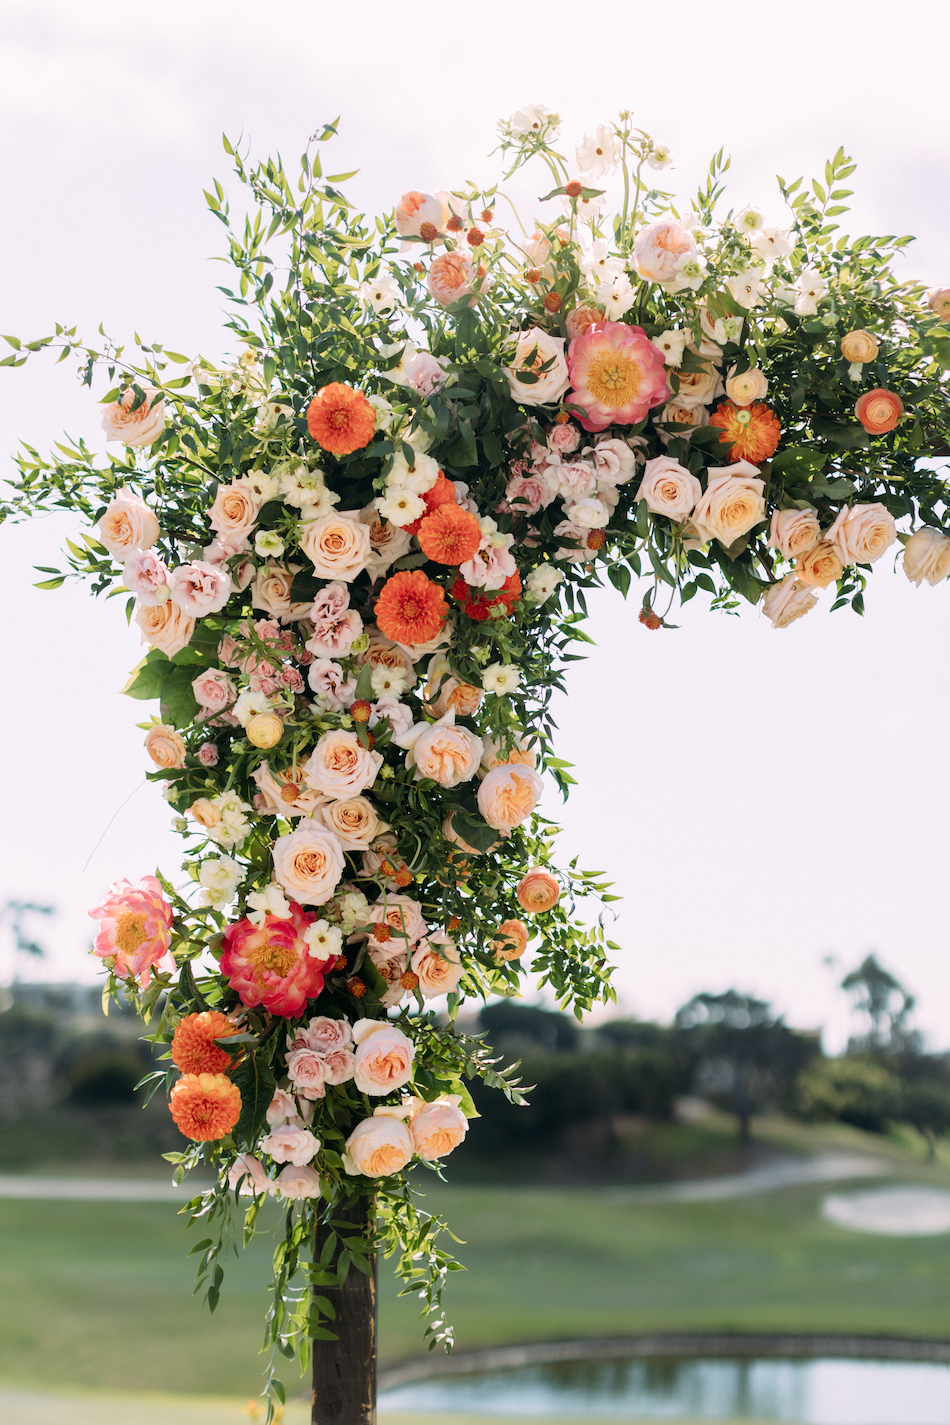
[770,445,828,481]
[450,809,498,854]
[123,655,173,700]
[231,1053,278,1145]
[159,665,201,727]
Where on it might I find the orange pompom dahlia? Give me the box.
[403,471,458,535]
[306,383,376,455]
[171,1011,241,1076]
[709,400,781,463]
[169,1072,242,1142]
[417,504,482,565]
[375,570,447,645]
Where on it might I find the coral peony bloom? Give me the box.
[709,400,781,463]
[307,383,376,455]
[450,571,522,622]
[516,868,560,913]
[89,875,174,986]
[854,388,904,434]
[417,504,482,564]
[221,902,336,1016]
[492,919,529,961]
[375,569,447,645]
[169,1072,242,1141]
[172,1011,241,1076]
[567,322,670,433]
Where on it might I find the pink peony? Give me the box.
[567,322,670,433]
[88,875,174,987]
[168,561,233,616]
[123,548,169,603]
[220,901,340,1017]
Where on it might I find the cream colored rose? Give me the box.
[424,656,483,718]
[304,730,382,798]
[635,456,702,522]
[145,723,185,769]
[672,356,720,409]
[403,716,483,788]
[903,527,950,587]
[411,935,463,998]
[761,573,818,629]
[826,502,897,566]
[135,599,195,657]
[352,1020,415,1095]
[409,1097,468,1160]
[795,541,843,589]
[209,478,260,540]
[357,626,417,679]
[476,764,544,832]
[725,367,768,406]
[768,508,821,561]
[690,463,766,549]
[342,1111,414,1176]
[840,329,879,364]
[246,712,284,749]
[251,562,311,621]
[272,823,345,905]
[299,510,371,581]
[252,762,328,818]
[504,330,571,407]
[97,489,160,561]
[318,796,388,851]
[101,386,165,447]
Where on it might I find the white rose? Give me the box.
[826,503,897,567]
[768,508,821,561]
[504,330,570,407]
[564,497,609,529]
[761,574,819,629]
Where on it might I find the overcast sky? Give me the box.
[2,0,949,1051]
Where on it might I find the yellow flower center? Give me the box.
[247,933,298,978]
[586,351,641,407]
[114,912,148,955]
[736,409,752,426]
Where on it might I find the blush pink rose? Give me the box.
[368,894,427,949]
[477,764,544,831]
[826,502,897,566]
[761,573,819,629]
[634,221,696,283]
[251,563,311,622]
[405,719,483,788]
[769,508,822,561]
[228,1154,274,1196]
[97,489,160,561]
[548,423,581,454]
[101,387,166,447]
[123,548,168,602]
[352,1021,415,1095]
[501,472,556,517]
[293,1016,353,1053]
[304,730,382,798]
[306,608,364,659]
[342,1112,414,1177]
[197,742,219,767]
[428,252,475,307]
[209,479,260,541]
[636,456,702,522]
[168,561,233,616]
[192,668,236,713]
[411,934,464,998]
[299,510,371,582]
[260,1124,320,1165]
[273,1163,322,1200]
[272,823,346,906]
[285,1046,330,1101]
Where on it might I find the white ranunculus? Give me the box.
[734,205,765,233]
[564,497,609,529]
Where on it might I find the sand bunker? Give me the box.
[822,1184,950,1236]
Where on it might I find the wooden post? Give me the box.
[312,1196,378,1425]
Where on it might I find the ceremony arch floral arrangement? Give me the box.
[4,106,950,1419]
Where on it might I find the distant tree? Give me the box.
[0,900,54,990]
[675,990,817,1144]
[796,1055,902,1133]
[841,954,920,1054]
[479,1000,580,1055]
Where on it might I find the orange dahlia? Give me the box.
[403,471,457,535]
[169,1072,242,1142]
[451,570,522,622]
[171,1011,241,1076]
[709,400,781,463]
[306,383,376,455]
[417,504,482,565]
[375,569,448,645]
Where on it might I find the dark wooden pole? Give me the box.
[312,1196,378,1425]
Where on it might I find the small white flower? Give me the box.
[376,488,425,526]
[726,269,767,310]
[303,485,342,517]
[234,690,271,727]
[576,124,621,180]
[734,205,765,234]
[199,854,242,910]
[847,362,864,382]
[358,273,399,315]
[595,274,636,321]
[482,662,522,695]
[504,103,561,140]
[208,792,253,851]
[338,890,371,933]
[255,529,286,558]
[654,330,687,366]
[370,664,407,698]
[247,883,293,927]
[367,394,395,432]
[647,143,672,171]
[303,919,344,960]
[386,449,440,495]
[477,515,499,538]
[565,188,606,224]
[750,227,795,261]
[713,315,744,346]
[579,238,624,285]
[244,470,281,502]
[279,463,328,508]
[524,563,565,603]
[794,267,827,316]
[670,251,707,292]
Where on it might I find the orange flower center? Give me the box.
[114,911,148,954]
[246,931,298,978]
[586,351,641,406]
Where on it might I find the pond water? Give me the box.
[379,1355,950,1424]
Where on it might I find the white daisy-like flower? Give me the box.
[247,883,293,928]
[654,330,687,366]
[579,238,625,284]
[303,919,344,961]
[794,267,828,316]
[370,664,408,698]
[245,470,281,502]
[750,227,795,261]
[376,488,425,526]
[358,272,399,314]
[726,269,767,310]
[503,103,561,141]
[482,662,522,695]
[575,125,621,180]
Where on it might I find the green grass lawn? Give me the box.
[1,1125,950,1399]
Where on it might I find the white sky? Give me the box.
[2,0,949,1051]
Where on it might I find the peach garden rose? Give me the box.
[902,526,950,586]
[97,489,160,560]
[101,386,165,447]
[272,823,345,905]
